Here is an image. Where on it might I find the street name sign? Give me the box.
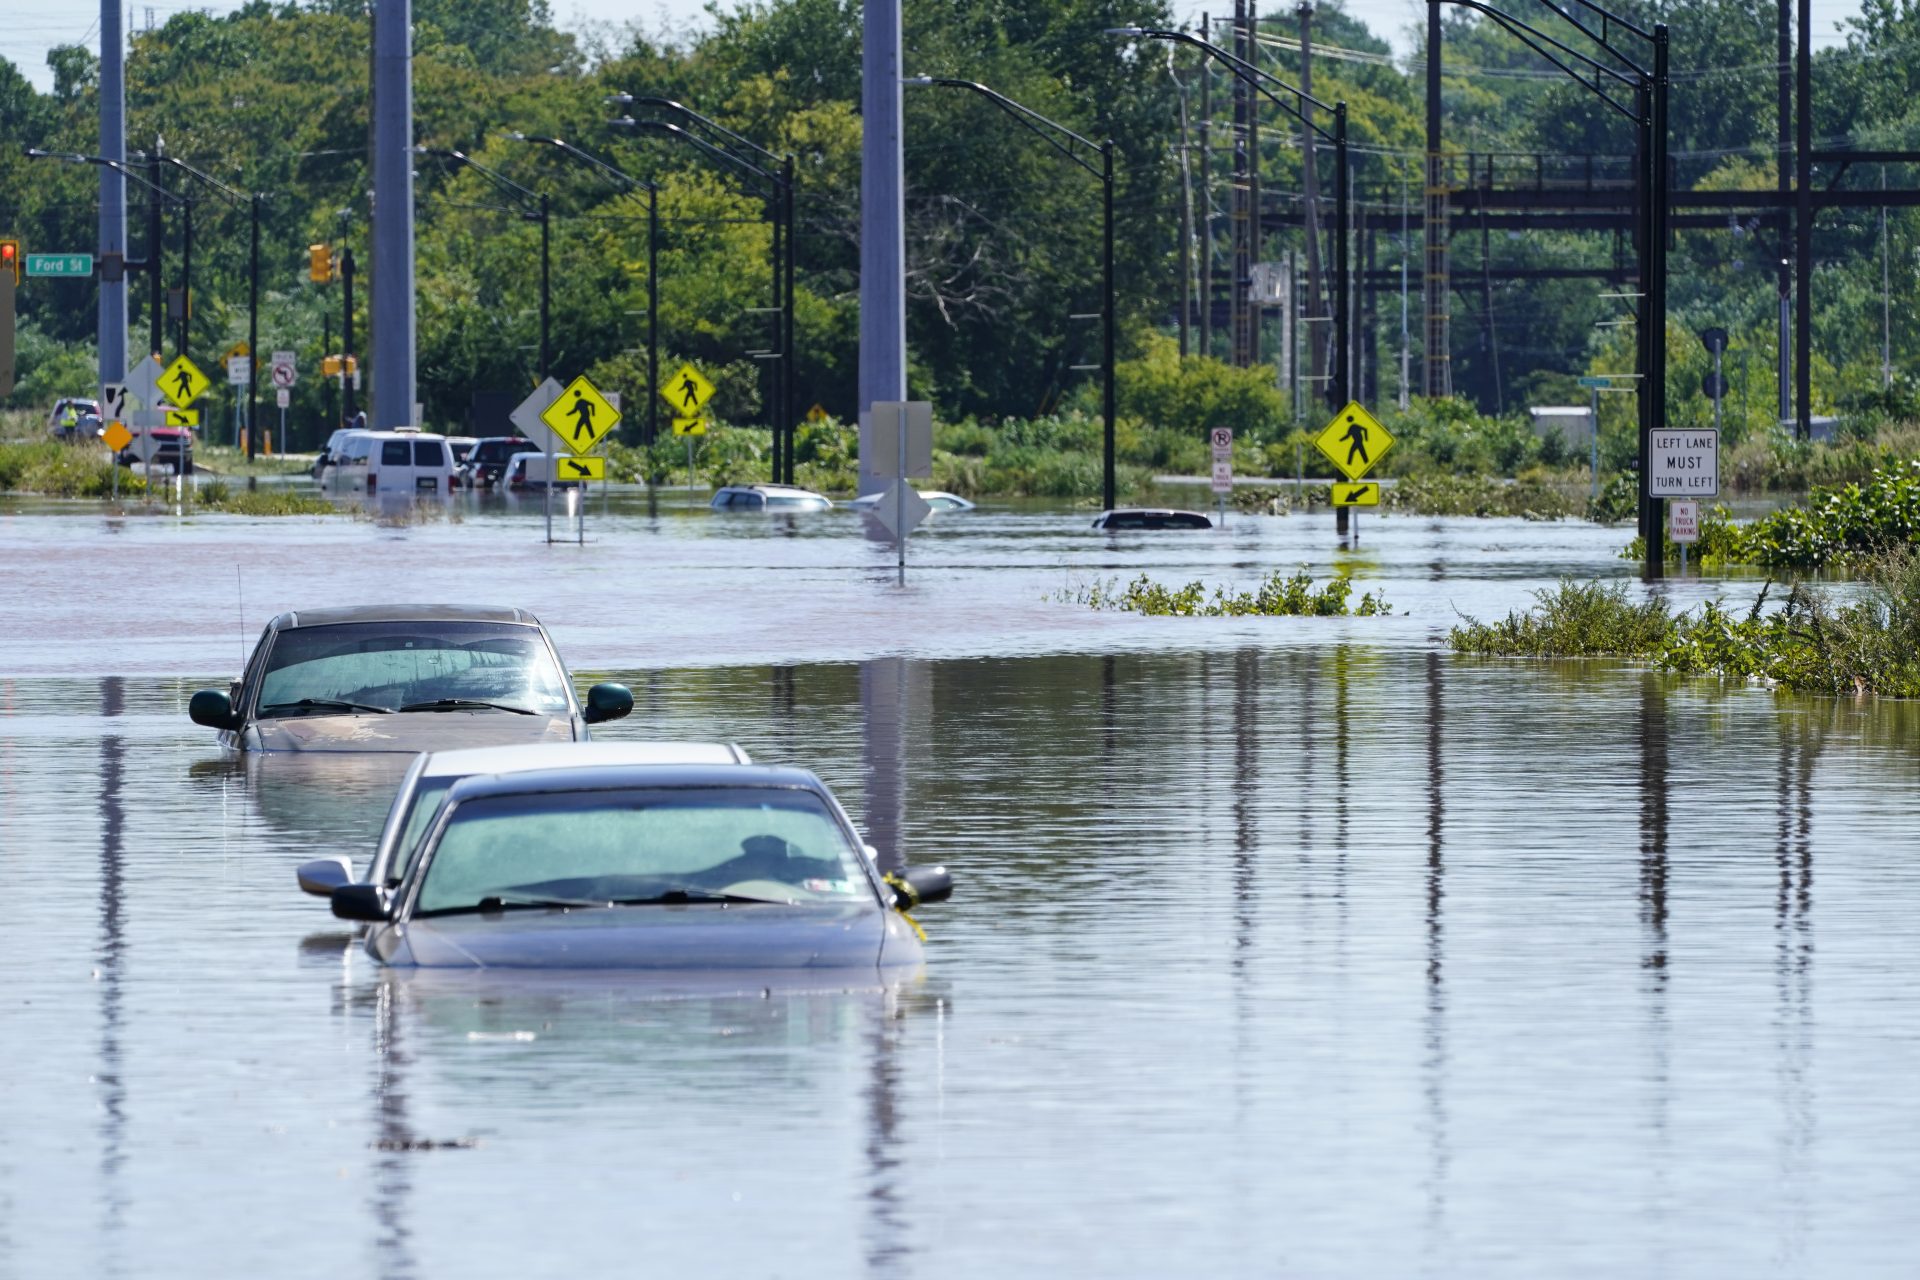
[1331,481,1382,506]
[556,456,605,481]
[660,363,715,416]
[25,253,92,277]
[539,376,621,455]
[1669,499,1700,543]
[160,355,211,406]
[1648,428,1718,497]
[1314,401,1394,481]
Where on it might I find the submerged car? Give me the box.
[1090,507,1213,530]
[710,484,833,512]
[187,605,632,753]
[847,489,975,512]
[327,762,954,971]
[295,740,755,902]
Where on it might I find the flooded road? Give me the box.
[3,499,1918,1276]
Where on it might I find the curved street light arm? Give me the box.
[507,133,653,193]
[607,94,783,166]
[1107,27,1337,141]
[1548,0,1654,47]
[24,147,187,201]
[1444,0,1641,98]
[416,146,541,213]
[158,154,246,204]
[904,77,1104,178]
[612,118,782,190]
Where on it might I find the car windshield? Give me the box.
[255,622,571,717]
[413,787,871,916]
[764,494,821,509]
[391,778,457,882]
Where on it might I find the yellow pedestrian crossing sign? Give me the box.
[539,375,621,455]
[1331,481,1381,506]
[555,455,605,481]
[160,354,211,407]
[660,363,715,416]
[1314,401,1394,481]
[672,416,708,436]
[164,408,199,427]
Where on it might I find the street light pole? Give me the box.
[902,77,1117,508]
[248,194,259,460]
[416,148,551,384]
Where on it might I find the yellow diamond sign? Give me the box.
[1314,401,1394,481]
[539,375,621,455]
[660,363,715,416]
[103,421,134,453]
[160,354,211,407]
[671,416,708,437]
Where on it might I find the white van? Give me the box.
[328,429,456,496]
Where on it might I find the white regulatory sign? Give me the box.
[1211,460,1233,495]
[1669,499,1700,543]
[1210,427,1233,459]
[1649,428,1718,497]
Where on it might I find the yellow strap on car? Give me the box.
[882,872,928,942]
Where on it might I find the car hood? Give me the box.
[377,901,896,970]
[246,711,576,754]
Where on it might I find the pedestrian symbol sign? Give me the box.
[672,416,708,437]
[160,354,211,407]
[660,363,714,415]
[1331,481,1381,506]
[539,375,621,455]
[1313,401,1393,481]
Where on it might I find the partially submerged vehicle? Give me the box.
[325,760,954,971]
[1090,508,1213,530]
[187,605,632,753]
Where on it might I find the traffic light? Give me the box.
[308,243,332,283]
[321,354,342,377]
[0,238,19,285]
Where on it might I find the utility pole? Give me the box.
[1299,4,1328,390]
[1399,177,1411,408]
[1795,0,1812,440]
[1424,0,1450,397]
[1883,166,1893,389]
[246,194,258,460]
[1777,0,1792,426]
[859,0,907,497]
[98,0,128,387]
[342,248,357,422]
[146,148,163,358]
[1200,18,1214,359]
[1230,0,1250,367]
[372,0,416,428]
[1177,60,1193,358]
[1246,1,1261,366]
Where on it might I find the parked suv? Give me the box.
[710,484,833,512]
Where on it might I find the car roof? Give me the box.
[727,484,826,496]
[418,741,751,779]
[447,762,823,801]
[270,604,542,629]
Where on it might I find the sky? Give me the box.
[1,0,1874,95]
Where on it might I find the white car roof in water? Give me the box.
[417,741,751,778]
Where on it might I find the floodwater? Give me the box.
[3,495,1919,1277]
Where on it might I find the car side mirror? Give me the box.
[331,883,391,923]
[582,682,634,724]
[188,688,240,730]
[889,864,954,909]
[297,857,354,899]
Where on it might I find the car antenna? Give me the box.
[236,565,246,667]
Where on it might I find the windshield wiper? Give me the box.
[418,892,609,918]
[397,698,539,715]
[611,888,798,906]
[259,698,393,716]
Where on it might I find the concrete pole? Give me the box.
[371,0,416,429]
[858,0,907,497]
[98,0,128,384]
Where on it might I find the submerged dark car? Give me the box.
[188,605,632,753]
[1091,508,1213,530]
[329,763,954,971]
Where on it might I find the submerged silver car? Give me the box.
[188,605,632,753]
[328,762,954,971]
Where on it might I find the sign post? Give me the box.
[538,375,622,546]
[270,354,296,455]
[1210,427,1233,526]
[869,401,934,574]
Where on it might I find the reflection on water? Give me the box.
[5,650,1920,1275]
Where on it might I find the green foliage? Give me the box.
[0,441,144,498]
[1380,397,1543,476]
[1387,470,1579,519]
[1624,461,1920,569]
[1113,334,1291,439]
[1449,579,1674,657]
[193,483,337,516]
[1075,569,1391,617]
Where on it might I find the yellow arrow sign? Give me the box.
[1314,401,1394,482]
[672,416,708,437]
[539,375,622,455]
[660,363,715,415]
[164,408,200,427]
[160,354,211,407]
[1331,481,1381,507]
[103,421,134,453]
[556,455,604,481]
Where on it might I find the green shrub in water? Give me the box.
[1077,568,1391,617]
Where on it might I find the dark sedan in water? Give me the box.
[188,605,632,753]
[329,763,954,971]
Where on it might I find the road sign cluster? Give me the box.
[665,363,715,434]
[104,352,215,465]
[511,372,624,485]
[1314,401,1395,506]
